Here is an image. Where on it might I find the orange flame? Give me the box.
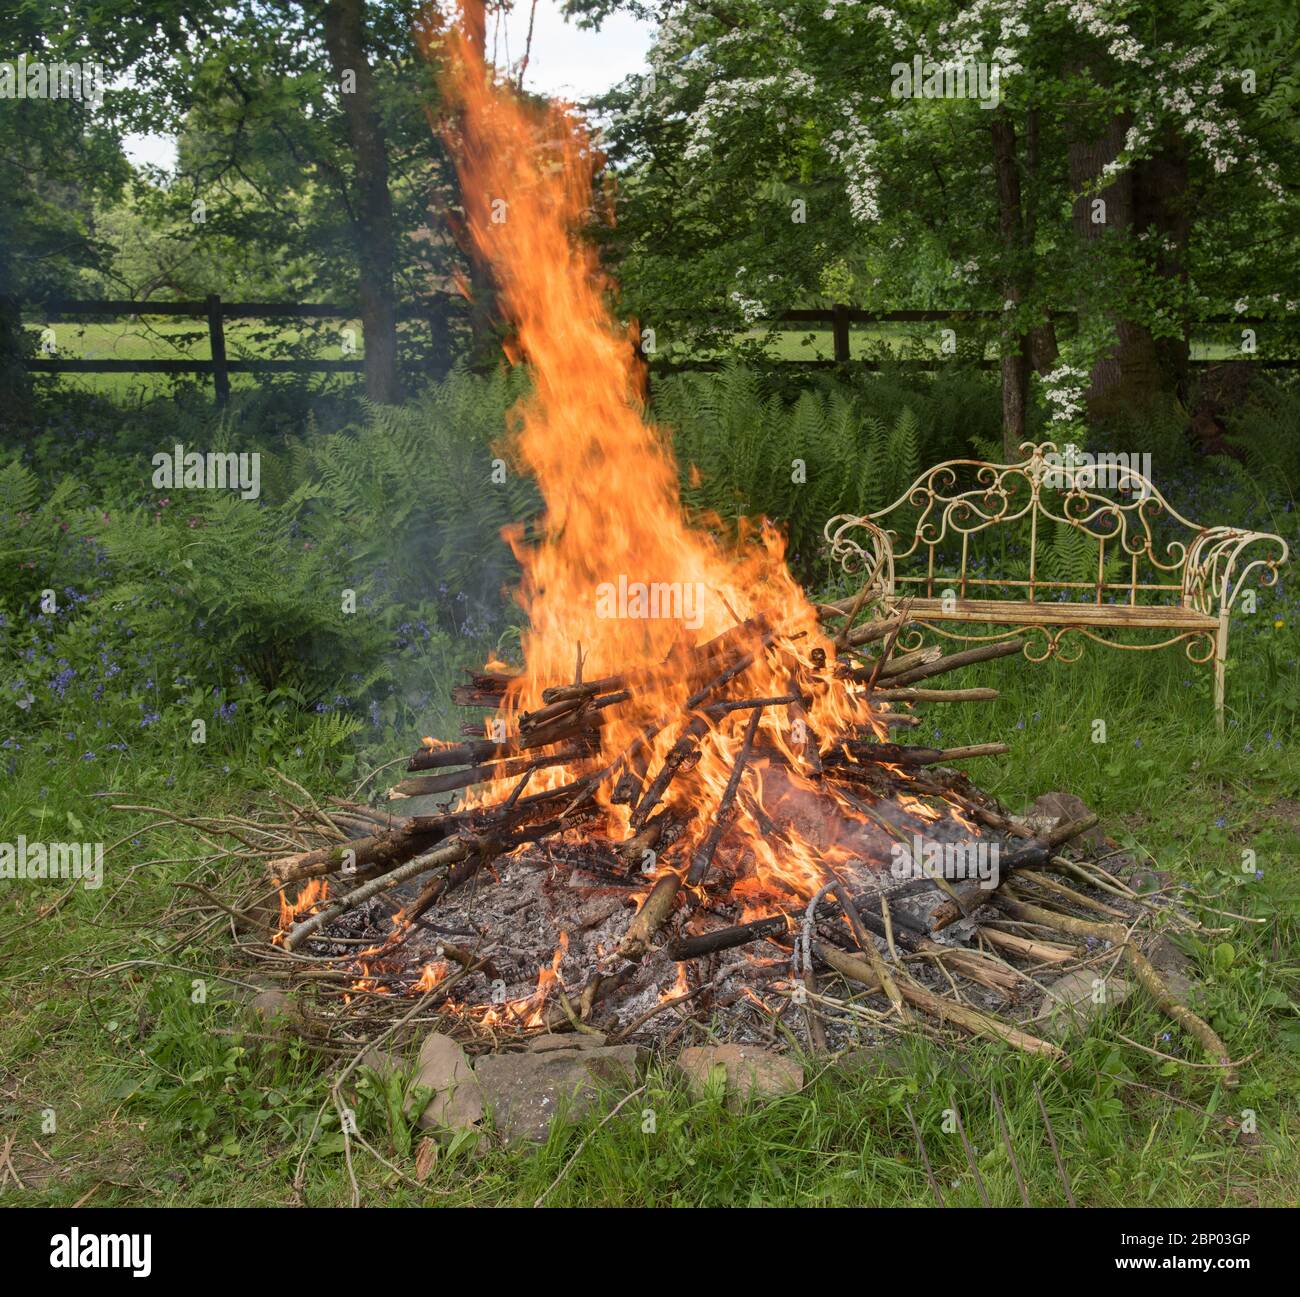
[421,8,890,923]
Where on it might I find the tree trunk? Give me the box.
[992,109,1029,460]
[1134,136,1192,402]
[1022,107,1058,377]
[323,0,402,404]
[1068,113,1164,419]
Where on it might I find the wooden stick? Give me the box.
[282,836,478,950]
[825,741,1009,768]
[845,644,940,681]
[992,895,1237,1085]
[620,709,763,960]
[390,743,591,797]
[269,823,434,884]
[686,707,763,888]
[869,638,1025,688]
[666,914,790,960]
[926,814,1100,931]
[629,717,707,828]
[616,871,684,961]
[977,925,1082,963]
[1012,869,1128,919]
[814,941,1067,1060]
[870,686,1000,703]
[1034,1082,1077,1207]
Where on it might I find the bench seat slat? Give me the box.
[894,597,1218,630]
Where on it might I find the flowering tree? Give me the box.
[580,0,1300,453]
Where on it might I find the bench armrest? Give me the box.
[1181,526,1290,617]
[824,514,896,595]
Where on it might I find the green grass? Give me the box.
[668,323,1298,365]
[23,318,373,402]
[1,629,1296,1206]
[1,371,1296,1205]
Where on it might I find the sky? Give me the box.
[122,1,658,171]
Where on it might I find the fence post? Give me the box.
[832,303,850,364]
[206,294,230,406]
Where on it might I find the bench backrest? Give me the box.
[825,440,1214,610]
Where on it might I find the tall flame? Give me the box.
[425,7,889,908]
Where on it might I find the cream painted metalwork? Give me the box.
[825,441,1289,726]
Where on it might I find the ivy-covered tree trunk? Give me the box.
[1134,135,1192,402]
[323,0,402,404]
[992,109,1030,461]
[1069,114,1189,420]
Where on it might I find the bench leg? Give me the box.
[1213,612,1230,730]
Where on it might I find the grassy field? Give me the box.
[25,319,369,403]
[2,625,1296,1207]
[22,318,1293,405]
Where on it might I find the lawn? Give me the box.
[1,368,1296,1207]
[2,596,1296,1206]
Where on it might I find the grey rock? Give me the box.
[675,1044,804,1106]
[475,1044,645,1145]
[1032,969,1130,1038]
[1145,935,1200,1005]
[1023,792,1107,849]
[249,988,294,1023]
[359,1046,407,1081]
[527,1031,609,1052]
[411,1033,483,1133]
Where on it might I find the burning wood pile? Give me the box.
[251,610,1230,1083]
[166,15,1235,1088]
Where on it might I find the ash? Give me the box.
[305,793,1029,1050]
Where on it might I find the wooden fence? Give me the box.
[16,298,1293,405]
[19,295,448,405]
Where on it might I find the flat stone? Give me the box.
[475,1045,645,1145]
[359,1046,407,1081]
[410,1033,483,1133]
[675,1045,804,1106]
[249,988,294,1022]
[838,1045,914,1079]
[1145,935,1200,1005]
[1022,792,1107,849]
[1032,969,1130,1038]
[527,1031,609,1052]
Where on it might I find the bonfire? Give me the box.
[141,13,1233,1084]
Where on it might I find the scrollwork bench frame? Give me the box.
[824,441,1289,727]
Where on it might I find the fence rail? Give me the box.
[18,294,444,405]
[16,297,1294,404]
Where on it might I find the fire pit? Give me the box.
[265,615,1099,1060]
